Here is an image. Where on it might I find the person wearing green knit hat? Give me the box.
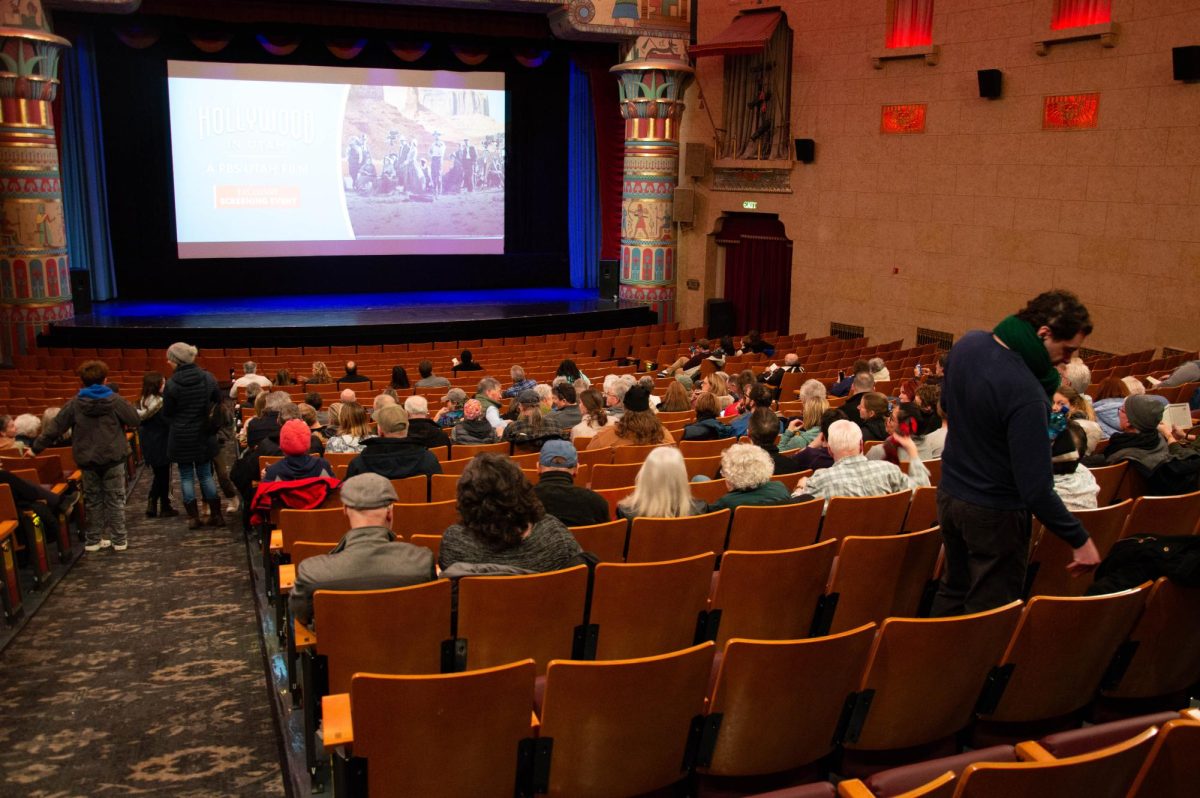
[931,290,1101,616]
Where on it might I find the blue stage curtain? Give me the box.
[567,58,600,290]
[60,29,117,301]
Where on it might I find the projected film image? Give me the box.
[167,61,505,259]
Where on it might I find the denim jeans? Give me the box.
[178,460,217,503]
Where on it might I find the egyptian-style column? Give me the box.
[610,42,692,323]
[0,2,71,363]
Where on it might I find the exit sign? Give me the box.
[742,200,758,209]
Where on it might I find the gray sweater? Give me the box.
[438,515,582,572]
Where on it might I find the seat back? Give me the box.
[902,486,939,533]
[1102,578,1200,700]
[390,500,458,538]
[956,727,1157,798]
[1089,462,1127,506]
[1126,718,1200,798]
[568,519,627,562]
[612,443,669,464]
[726,500,823,551]
[589,553,715,660]
[703,624,877,777]
[983,587,1149,724]
[280,507,350,553]
[290,540,335,568]
[677,438,736,458]
[589,462,643,490]
[1120,490,1200,538]
[389,475,429,503]
[822,491,911,539]
[1026,501,1132,598]
[430,473,459,502]
[351,660,536,798]
[457,566,588,675]
[314,580,452,694]
[538,642,714,798]
[2,454,62,484]
[824,529,942,634]
[684,455,724,480]
[450,442,509,457]
[710,540,838,646]
[626,509,731,563]
[846,602,1024,751]
[593,485,634,520]
[689,478,729,505]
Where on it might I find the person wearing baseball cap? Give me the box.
[345,404,442,480]
[532,439,610,527]
[435,387,468,428]
[288,473,435,628]
[502,388,566,453]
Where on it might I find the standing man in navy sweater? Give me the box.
[931,291,1101,616]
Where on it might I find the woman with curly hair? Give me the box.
[439,453,583,572]
[308,361,333,385]
[587,386,674,449]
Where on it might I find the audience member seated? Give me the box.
[864,401,918,464]
[0,468,77,557]
[39,407,70,446]
[532,440,609,527]
[700,371,733,410]
[275,368,293,387]
[1052,422,1099,511]
[603,374,634,418]
[682,393,733,441]
[1155,356,1200,388]
[298,403,327,447]
[710,442,796,511]
[1083,394,1200,494]
[264,420,333,482]
[571,388,609,440]
[896,379,919,404]
[13,413,40,451]
[855,391,890,442]
[503,390,565,453]
[325,402,371,454]
[307,361,333,385]
[915,352,948,385]
[439,453,583,574]
[1059,356,1091,398]
[838,372,876,423]
[230,360,272,398]
[434,387,467,429]
[1092,377,1131,438]
[915,397,947,460]
[657,338,714,378]
[339,387,357,405]
[347,405,441,480]
[381,366,406,391]
[913,383,943,436]
[241,383,262,411]
[745,406,802,475]
[830,359,870,397]
[736,329,774,357]
[452,399,498,444]
[657,379,692,413]
[415,359,451,388]
[338,360,370,385]
[556,358,590,388]
[759,352,804,400]
[550,383,581,429]
[372,393,396,420]
[779,379,828,452]
[1056,385,1101,455]
[534,383,554,416]
[502,365,537,398]
[403,396,451,449]
[794,419,929,509]
[729,384,780,438]
[474,377,509,433]
[305,392,331,429]
[587,386,674,450]
[278,403,325,454]
[869,356,890,382]
[289,474,435,628]
[616,446,707,520]
[452,349,483,375]
[722,369,755,417]
[246,391,290,448]
[637,376,661,411]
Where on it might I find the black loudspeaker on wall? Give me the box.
[794,138,815,163]
[978,69,1003,99]
[1174,46,1200,82]
[706,298,736,339]
[599,259,620,299]
[69,269,92,314]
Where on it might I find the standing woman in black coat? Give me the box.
[137,371,178,519]
[162,342,224,528]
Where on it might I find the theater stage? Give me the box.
[39,288,656,350]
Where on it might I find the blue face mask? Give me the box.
[1048,407,1069,439]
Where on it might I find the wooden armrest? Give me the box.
[279,563,295,593]
[270,529,282,552]
[837,779,880,798]
[294,618,317,652]
[48,483,66,495]
[1015,741,1056,762]
[322,693,354,747]
[67,469,81,482]
[0,519,15,541]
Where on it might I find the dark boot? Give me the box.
[159,496,180,518]
[206,497,226,528]
[184,500,203,530]
[146,495,158,518]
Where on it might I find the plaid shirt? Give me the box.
[502,378,538,398]
[797,454,930,511]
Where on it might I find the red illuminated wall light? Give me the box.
[881,104,927,134]
[1051,0,1111,31]
[1043,93,1100,129]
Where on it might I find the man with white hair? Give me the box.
[759,352,804,400]
[403,395,450,448]
[868,357,890,383]
[502,365,537,399]
[605,375,633,417]
[793,419,928,511]
[229,360,271,398]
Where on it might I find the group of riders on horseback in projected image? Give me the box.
[344,130,504,202]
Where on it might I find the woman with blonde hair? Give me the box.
[308,361,332,385]
[325,402,370,453]
[702,371,733,410]
[616,446,707,520]
[780,379,829,452]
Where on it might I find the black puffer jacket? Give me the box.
[162,363,220,463]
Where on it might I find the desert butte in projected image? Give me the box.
[341,85,504,242]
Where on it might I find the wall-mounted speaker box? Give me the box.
[1174,46,1200,82]
[598,259,620,298]
[683,142,710,178]
[706,298,736,339]
[794,138,815,163]
[978,69,1003,98]
[69,269,92,314]
[673,187,695,224]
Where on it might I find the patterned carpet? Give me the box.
[0,466,286,797]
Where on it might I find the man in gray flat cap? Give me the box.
[289,473,435,628]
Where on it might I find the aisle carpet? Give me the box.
[0,467,286,796]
